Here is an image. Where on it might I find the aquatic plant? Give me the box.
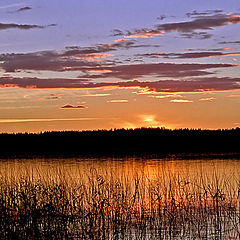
[0,170,240,239]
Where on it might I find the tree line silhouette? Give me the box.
[1,127,240,157]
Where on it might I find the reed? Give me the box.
[0,170,240,239]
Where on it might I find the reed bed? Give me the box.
[1,169,240,239]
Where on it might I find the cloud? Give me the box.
[157,15,166,21]
[227,94,240,97]
[79,54,114,62]
[1,76,240,93]
[170,99,193,103]
[64,40,158,55]
[36,93,63,100]
[111,29,124,36]
[155,13,240,32]
[0,118,95,123]
[0,49,105,72]
[80,93,112,97]
[80,62,236,80]
[16,7,32,12]
[1,48,233,76]
[107,99,128,103]
[124,13,240,39]
[150,94,183,99]
[0,40,159,72]
[199,97,216,101]
[183,47,236,51]
[125,33,162,39]
[0,77,90,89]
[186,10,223,18]
[180,31,212,39]
[86,69,113,73]
[138,51,240,59]
[61,104,88,109]
[219,40,240,45]
[0,23,55,31]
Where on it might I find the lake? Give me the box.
[1,156,240,239]
[1,155,240,182]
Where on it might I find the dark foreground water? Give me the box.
[1,156,240,239]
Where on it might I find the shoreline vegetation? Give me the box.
[1,170,240,239]
[1,127,240,158]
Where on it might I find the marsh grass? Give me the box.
[1,168,240,239]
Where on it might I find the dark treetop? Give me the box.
[1,128,240,157]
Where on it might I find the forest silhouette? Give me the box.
[1,127,240,157]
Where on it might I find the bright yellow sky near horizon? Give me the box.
[1,86,240,133]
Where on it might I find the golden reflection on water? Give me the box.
[1,156,240,239]
[0,157,240,187]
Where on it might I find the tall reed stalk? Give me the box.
[0,170,240,239]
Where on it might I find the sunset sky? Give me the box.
[0,0,240,132]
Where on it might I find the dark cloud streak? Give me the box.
[61,105,87,109]
[138,51,240,59]
[123,13,240,40]
[16,7,32,12]
[0,22,56,31]
[180,31,212,39]
[80,62,236,80]
[155,14,240,32]
[1,76,240,93]
[219,40,240,45]
[186,10,223,18]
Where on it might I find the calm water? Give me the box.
[1,156,240,239]
[1,156,240,184]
